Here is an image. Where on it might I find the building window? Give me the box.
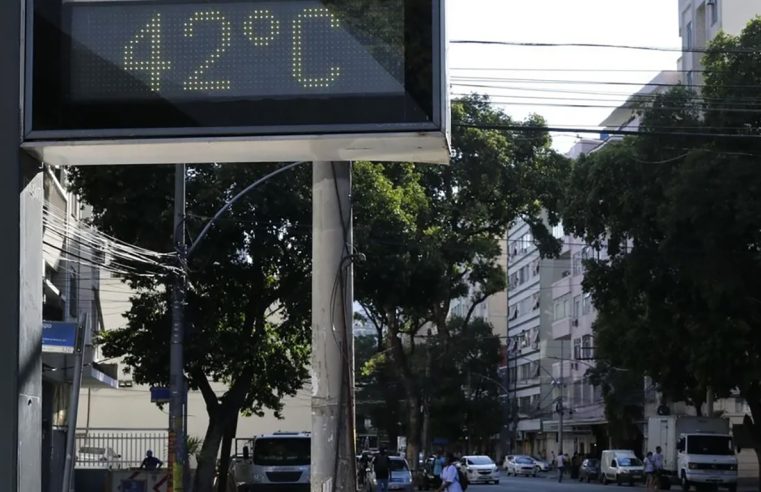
[531,259,540,277]
[582,292,592,315]
[554,295,570,321]
[573,381,582,407]
[573,338,581,360]
[573,295,581,319]
[710,0,719,26]
[581,335,594,360]
[532,293,540,311]
[69,272,78,319]
[572,252,582,276]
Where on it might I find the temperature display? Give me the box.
[68,1,405,101]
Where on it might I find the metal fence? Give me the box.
[75,428,169,469]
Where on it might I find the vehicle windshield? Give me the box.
[618,457,642,467]
[389,459,409,471]
[253,438,310,466]
[687,436,734,455]
[585,459,600,466]
[516,457,534,464]
[467,456,494,465]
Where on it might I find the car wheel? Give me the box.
[495,481,500,485]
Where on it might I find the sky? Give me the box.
[447,0,682,152]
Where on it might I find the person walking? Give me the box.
[438,453,463,492]
[644,451,656,491]
[374,448,391,492]
[556,451,566,483]
[653,446,664,489]
[432,450,446,488]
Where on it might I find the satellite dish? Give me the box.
[657,405,671,416]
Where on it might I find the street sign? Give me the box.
[23,0,449,165]
[150,387,171,403]
[41,321,77,354]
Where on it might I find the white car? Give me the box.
[75,446,122,469]
[530,456,550,472]
[459,455,500,485]
[505,455,538,477]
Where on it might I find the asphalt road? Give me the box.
[471,472,646,492]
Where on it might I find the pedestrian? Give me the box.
[374,447,391,492]
[644,451,655,491]
[433,449,446,488]
[556,450,566,483]
[438,453,464,492]
[653,446,664,488]
[358,452,370,486]
[139,450,163,471]
[550,450,556,471]
[571,452,580,479]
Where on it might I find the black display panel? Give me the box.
[28,0,439,137]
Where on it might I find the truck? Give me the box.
[227,432,310,492]
[647,416,737,491]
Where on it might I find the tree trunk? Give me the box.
[216,411,239,492]
[194,408,226,492]
[386,312,421,470]
[406,396,421,471]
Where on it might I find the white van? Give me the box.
[228,432,310,491]
[600,450,645,486]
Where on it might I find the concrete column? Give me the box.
[0,0,44,490]
[311,161,356,492]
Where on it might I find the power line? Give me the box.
[449,39,751,54]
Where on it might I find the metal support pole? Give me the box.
[170,164,187,492]
[61,316,87,492]
[558,339,564,456]
[311,161,356,492]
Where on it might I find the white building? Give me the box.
[678,0,761,86]
[505,218,564,457]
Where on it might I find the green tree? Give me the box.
[353,95,569,465]
[68,163,312,491]
[562,18,761,479]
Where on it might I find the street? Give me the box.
[475,473,642,492]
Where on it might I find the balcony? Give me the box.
[552,317,572,340]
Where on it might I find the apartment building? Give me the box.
[504,218,564,457]
[678,0,761,86]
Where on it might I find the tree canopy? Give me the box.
[68,163,313,490]
[562,17,761,472]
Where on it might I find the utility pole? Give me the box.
[558,338,564,455]
[170,164,187,491]
[311,161,356,492]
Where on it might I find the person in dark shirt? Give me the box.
[140,450,163,471]
[374,448,390,492]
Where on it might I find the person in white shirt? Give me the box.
[556,451,566,482]
[439,453,463,492]
[653,447,665,488]
[644,451,656,491]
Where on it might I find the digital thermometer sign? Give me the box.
[68,2,405,101]
[24,0,449,165]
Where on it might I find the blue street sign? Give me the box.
[42,321,78,354]
[150,387,171,403]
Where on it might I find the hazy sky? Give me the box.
[448,0,682,152]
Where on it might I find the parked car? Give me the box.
[366,455,414,492]
[530,456,550,473]
[75,446,122,469]
[459,455,500,485]
[505,455,537,477]
[600,450,645,486]
[579,458,601,483]
[501,455,513,470]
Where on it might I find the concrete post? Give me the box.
[0,0,44,490]
[311,161,356,492]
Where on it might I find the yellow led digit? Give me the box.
[292,7,341,89]
[183,11,232,92]
[243,9,280,47]
[123,13,171,92]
